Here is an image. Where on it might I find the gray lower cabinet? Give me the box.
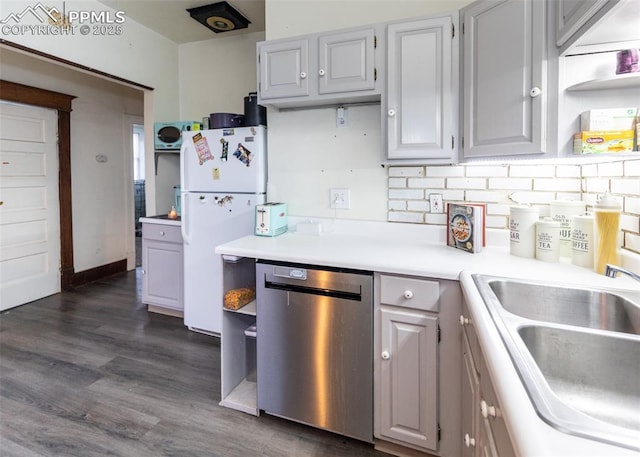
[375,274,462,457]
[461,0,554,160]
[385,13,459,163]
[141,222,183,314]
[461,300,515,457]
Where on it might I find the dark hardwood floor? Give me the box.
[0,269,388,457]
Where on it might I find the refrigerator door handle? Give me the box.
[179,140,187,192]
[181,192,191,245]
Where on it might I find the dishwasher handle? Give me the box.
[264,280,363,301]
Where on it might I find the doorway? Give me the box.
[129,120,145,268]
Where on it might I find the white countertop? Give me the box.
[215,217,640,456]
[139,216,181,226]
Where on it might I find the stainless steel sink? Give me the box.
[488,279,640,335]
[473,275,640,451]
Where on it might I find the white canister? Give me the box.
[510,205,539,258]
[571,214,594,268]
[550,200,586,258]
[536,217,561,262]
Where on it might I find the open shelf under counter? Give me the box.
[219,378,258,416]
[222,299,256,316]
[566,72,640,91]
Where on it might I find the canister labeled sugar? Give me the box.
[571,214,594,268]
[594,193,621,275]
[536,218,561,262]
[510,205,539,258]
[550,200,586,258]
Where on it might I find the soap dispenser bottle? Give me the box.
[594,192,622,275]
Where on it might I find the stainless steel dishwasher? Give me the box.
[256,260,373,443]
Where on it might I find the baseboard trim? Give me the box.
[69,259,127,288]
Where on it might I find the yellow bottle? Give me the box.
[594,193,621,275]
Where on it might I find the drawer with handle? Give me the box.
[380,274,440,312]
[142,223,182,243]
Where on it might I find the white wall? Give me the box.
[0,48,144,272]
[264,0,471,40]
[263,0,472,221]
[179,31,266,120]
[0,0,180,215]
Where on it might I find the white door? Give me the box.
[0,101,60,310]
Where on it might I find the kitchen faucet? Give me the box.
[604,264,640,283]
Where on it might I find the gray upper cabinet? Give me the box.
[555,0,610,47]
[257,26,381,108]
[385,13,459,163]
[461,0,551,160]
[318,28,376,95]
[258,39,310,100]
[557,0,640,55]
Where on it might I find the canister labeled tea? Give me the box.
[594,193,622,274]
[536,218,561,262]
[510,205,539,258]
[550,200,586,258]
[571,214,594,268]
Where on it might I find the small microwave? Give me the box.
[154,121,199,150]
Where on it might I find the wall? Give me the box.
[263,0,472,221]
[387,158,640,256]
[179,31,266,120]
[0,48,144,272]
[0,0,180,215]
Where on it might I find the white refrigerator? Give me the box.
[180,126,267,334]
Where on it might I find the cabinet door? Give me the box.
[462,333,480,457]
[556,0,610,46]
[387,15,457,161]
[258,39,309,100]
[142,239,183,310]
[379,307,438,451]
[318,28,376,95]
[462,0,546,159]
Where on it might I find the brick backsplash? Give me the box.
[388,158,640,254]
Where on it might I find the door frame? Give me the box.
[0,79,76,290]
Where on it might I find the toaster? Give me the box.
[255,203,288,237]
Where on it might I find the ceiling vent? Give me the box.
[187,1,251,34]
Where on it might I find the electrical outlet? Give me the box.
[429,193,443,213]
[330,188,350,209]
[336,107,348,128]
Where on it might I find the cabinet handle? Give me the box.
[464,433,476,448]
[300,71,307,79]
[381,350,390,360]
[459,315,470,326]
[481,400,496,418]
[159,231,165,236]
[141,269,146,275]
[529,87,541,97]
[387,109,396,117]
[403,290,413,299]
[318,69,326,76]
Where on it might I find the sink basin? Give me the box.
[488,279,640,335]
[473,274,640,451]
[519,325,640,432]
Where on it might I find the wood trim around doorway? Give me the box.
[0,79,127,289]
